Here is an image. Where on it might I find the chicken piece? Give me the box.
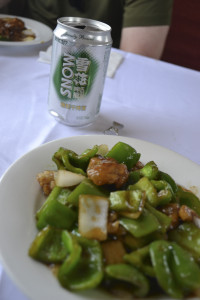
[160,203,180,229]
[36,170,56,195]
[1,17,25,30]
[101,240,126,265]
[161,203,200,229]
[0,17,25,41]
[179,205,197,222]
[0,17,35,41]
[87,156,129,188]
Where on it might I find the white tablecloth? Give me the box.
[0,41,200,300]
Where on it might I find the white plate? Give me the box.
[0,135,199,300]
[0,14,53,46]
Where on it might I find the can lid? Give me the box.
[58,17,111,34]
[56,17,112,45]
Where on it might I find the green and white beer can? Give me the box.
[48,17,112,127]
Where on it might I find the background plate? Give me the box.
[0,135,199,300]
[0,14,53,46]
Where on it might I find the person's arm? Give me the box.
[120,25,170,59]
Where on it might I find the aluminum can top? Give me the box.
[55,16,112,46]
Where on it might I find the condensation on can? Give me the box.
[48,17,112,127]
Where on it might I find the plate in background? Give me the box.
[0,14,53,46]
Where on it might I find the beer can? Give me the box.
[48,17,112,127]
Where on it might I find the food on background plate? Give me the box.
[29,142,200,298]
[0,17,35,41]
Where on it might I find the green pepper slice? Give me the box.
[67,178,108,206]
[58,231,82,288]
[177,185,200,215]
[127,170,141,185]
[119,208,160,238]
[171,242,200,293]
[124,245,155,277]
[122,231,166,251]
[168,222,200,261]
[58,234,103,290]
[109,190,145,213]
[145,202,171,233]
[105,263,149,297]
[158,171,178,193]
[68,145,99,171]
[52,147,86,175]
[106,142,140,170]
[129,177,159,207]
[151,180,173,205]
[36,186,77,230]
[28,226,68,264]
[139,161,158,180]
[149,240,183,298]
[150,240,200,298]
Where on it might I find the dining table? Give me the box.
[0,37,200,300]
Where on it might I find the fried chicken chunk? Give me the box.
[36,170,55,195]
[160,203,199,230]
[0,17,25,41]
[87,156,129,188]
[160,203,180,229]
[179,205,198,222]
[0,17,35,41]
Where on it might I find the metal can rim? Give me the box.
[57,16,111,35]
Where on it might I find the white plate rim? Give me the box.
[0,14,53,46]
[0,135,200,300]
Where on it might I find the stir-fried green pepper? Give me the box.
[150,240,200,298]
[158,170,178,193]
[145,202,171,233]
[52,147,86,175]
[29,141,200,299]
[120,202,171,238]
[58,233,103,290]
[169,222,200,261]
[171,242,200,293]
[106,142,140,170]
[127,161,159,186]
[66,178,108,206]
[139,161,158,180]
[124,245,155,277]
[109,190,145,215]
[58,231,82,288]
[36,186,77,230]
[28,226,68,264]
[68,145,99,171]
[149,240,183,298]
[129,176,176,207]
[119,208,160,238]
[129,177,159,207]
[0,35,9,41]
[127,170,141,185]
[105,263,149,297]
[177,185,200,215]
[123,231,166,251]
[151,179,173,205]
